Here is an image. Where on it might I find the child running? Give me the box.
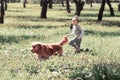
[67,16,84,53]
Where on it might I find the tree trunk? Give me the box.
[61,0,65,7]
[90,0,92,7]
[118,3,120,11]
[74,0,81,16]
[40,0,43,6]
[98,0,105,21]
[74,0,84,16]
[40,0,48,18]
[23,0,27,8]
[86,0,89,4]
[66,0,71,13]
[106,0,115,16]
[81,1,85,10]
[0,0,5,24]
[11,0,15,3]
[48,0,52,9]
[4,0,7,10]
[98,0,115,21]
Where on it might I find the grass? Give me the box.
[0,3,120,80]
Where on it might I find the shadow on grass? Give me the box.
[81,13,120,17]
[68,12,120,18]
[83,20,120,27]
[15,25,67,29]
[6,14,120,28]
[30,17,72,22]
[0,35,46,44]
[17,24,63,29]
[6,15,72,23]
[68,62,120,80]
[100,20,120,27]
[85,30,120,37]
[75,48,96,55]
[17,25,43,29]
[6,15,39,20]
[7,10,24,12]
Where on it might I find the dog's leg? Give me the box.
[38,55,42,60]
[58,48,63,56]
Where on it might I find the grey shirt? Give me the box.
[68,24,84,38]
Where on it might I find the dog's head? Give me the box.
[31,42,42,53]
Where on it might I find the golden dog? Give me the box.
[31,36,68,60]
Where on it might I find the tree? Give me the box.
[107,0,115,16]
[118,3,120,11]
[48,0,52,9]
[10,0,15,3]
[86,0,93,7]
[0,0,5,24]
[98,0,115,21]
[61,0,65,7]
[40,0,49,18]
[90,0,93,7]
[73,0,85,16]
[40,0,43,6]
[98,0,105,21]
[4,0,7,10]
[66,0,71,13]
[23,0,27,8]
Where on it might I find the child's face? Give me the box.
[71,19,78,25]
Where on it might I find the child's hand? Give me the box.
[64,35,68,37]
[66,34,69,37]
[77,36,81,39]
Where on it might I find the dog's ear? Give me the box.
[37,44,42,50]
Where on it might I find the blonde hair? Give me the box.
[72,15,79,22]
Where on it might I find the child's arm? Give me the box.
[67,31,74,36]
[67,26,75,36]
[78,27,84,39]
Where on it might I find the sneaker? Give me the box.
[75,49,80,54]
[74,47,80,54]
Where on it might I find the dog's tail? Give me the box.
[59,36,68,46]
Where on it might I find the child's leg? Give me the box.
[69,38,80,50]
[76,38,82,49]
[69,38,82,53]
[74,38,82,53]
[69,39,77,48]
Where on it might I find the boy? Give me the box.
[67,16,84,53]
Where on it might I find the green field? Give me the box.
[0,3,120,80]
